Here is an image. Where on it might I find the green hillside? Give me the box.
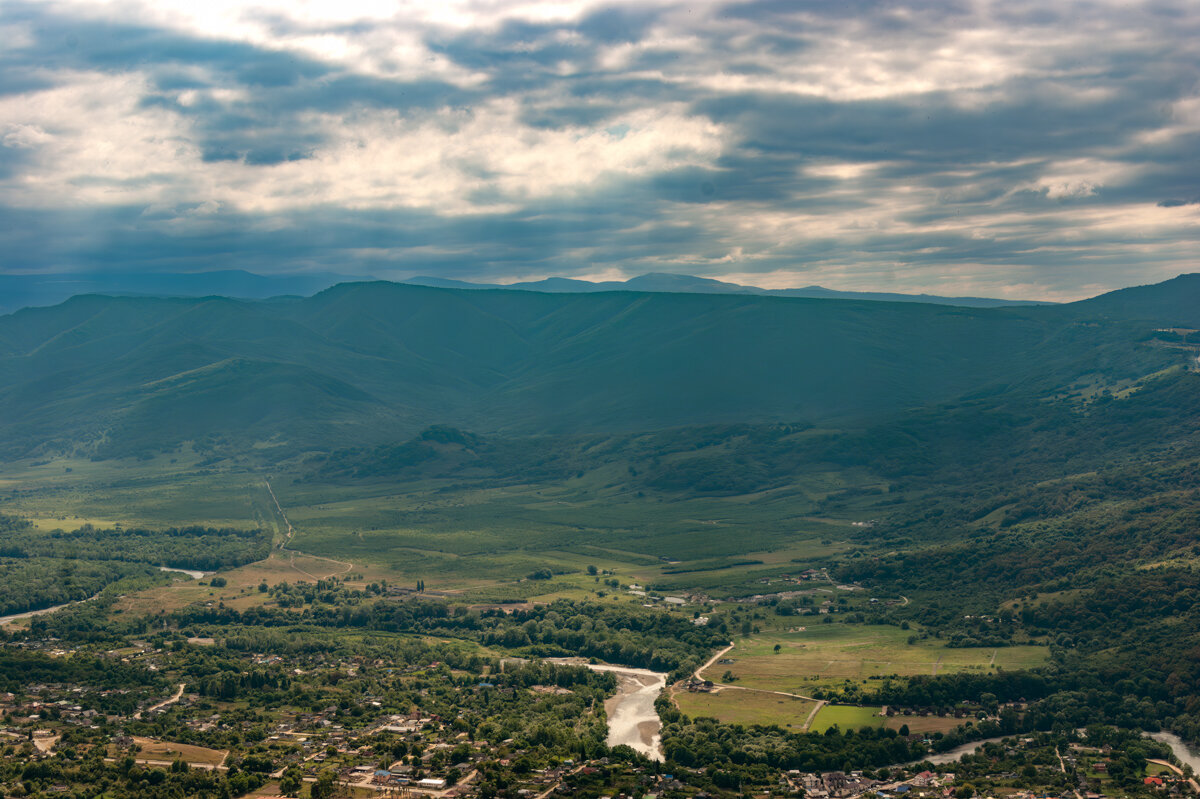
[0,275,1194,458]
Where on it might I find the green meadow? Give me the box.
[673,688,820,729]
[700,623,1049,695]
[0,449,870,600]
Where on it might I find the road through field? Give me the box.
[691,640,828,731]
[265,479,354,580]
[695,642,734,680]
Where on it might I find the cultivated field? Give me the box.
[700,624,1048,695]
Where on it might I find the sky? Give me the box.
[1,0,1198,301]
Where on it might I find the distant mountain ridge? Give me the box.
[0,273,1195,459]
[401,272,1055,307]
[0,269,1053,316]
[0,270,371,315]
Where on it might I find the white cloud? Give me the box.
[0,71,191,207]
[2,124,54,149]
[0,72,726,215]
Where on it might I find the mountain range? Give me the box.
[0,270,1051,316]
[0,271,367,315]
[401,272,1053,306]
[0,274,1196,459]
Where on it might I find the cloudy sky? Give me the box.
[1,0,1198,300]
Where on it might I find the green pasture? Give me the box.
[0,456,273,531]
[701,623,1048,695]
[257,470,855,587]
[0,453,864,595]
[808,704,884,733]
[673,687,820,729]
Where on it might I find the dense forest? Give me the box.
[0,515,270,616]
[0,558,156,617]
[0,523,272,571]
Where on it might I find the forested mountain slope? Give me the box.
[0,275,1194,458]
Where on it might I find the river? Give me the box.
[1149,732,1200,773]
[159,566,206,579]
[898,731,1200,770]
[549,659,667,761]
[0,567,203,627]
[902,736,1009,766]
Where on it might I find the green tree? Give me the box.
[311,770,337,799]
[279,765,302,797]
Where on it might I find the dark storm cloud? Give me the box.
[0,0,1198,299]
[428,5,660,71]
[3,7,328,85]
[1,3,478,164]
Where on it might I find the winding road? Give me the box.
[688,641,828,731]
[136,683,185,719]
[1145,758,1200,793]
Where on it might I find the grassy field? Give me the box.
[673,687,819,729]
[808,704,882,733]
[130,737,227,767]
[885,714,972,734]
[0,454,274,531]
[0,453,863,598]
[109,552,403,615]
[673,689,968,736]
[700,624,1049,694]
[271,471,853,590]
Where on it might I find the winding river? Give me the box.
[0,567,205,627]
[1149,732,1200,773]
[904,736,1009,766]
[0,599,91,627]
[549,659,667,761]
[899,731,1200,771]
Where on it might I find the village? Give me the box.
[0,572,1192,799]
[3,644,1194,799]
